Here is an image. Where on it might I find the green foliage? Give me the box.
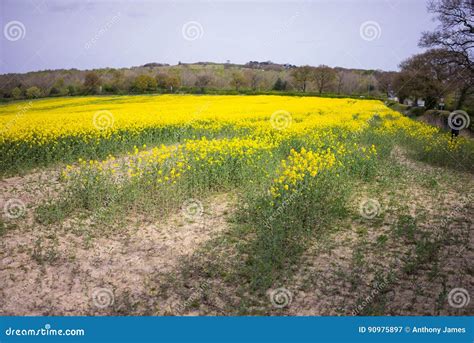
[230,72,246,91]
[26,86,42,99]
[244,170,350,289]
[156,73,180,91]
[272,78,287,91]
[11,87,22,99]
[406,106,426,117]
[133,74,157,93]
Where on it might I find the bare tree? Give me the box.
[375,71,397,97]
[83,71,101,94]
[419,0,474,107]
[420,0,474,72]
[243,69,262,91]
[335,70,347,94]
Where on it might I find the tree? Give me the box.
[195,74,212,93]
[334,70,346,94]
[272,77,287,91]
[419,0,474,108]
[133,74,157,93]
[230,71,247,91]
[312,65,336,94]
[110,70,125,93]
[26,86,42,98]
[11,87,22,99]
[156,72,180,92]
[68,85,78,96]
[83,71,101,94]
[375,71,397,97]
[49,78,67,96]
[393,49,459,108]
[291,66,313,92]
[244,69,262,91]
[156,73,167,89]
[420,0,473,73]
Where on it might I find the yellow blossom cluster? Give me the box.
[270,143,377,198]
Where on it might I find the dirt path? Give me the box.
[0,193,233,315]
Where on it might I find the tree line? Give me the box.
[0,62,389,101]
[390,0,473,112]
[0,0,472,115]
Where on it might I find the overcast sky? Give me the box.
[0,0,436,74]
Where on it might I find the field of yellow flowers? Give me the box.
[1,94,470,175]
[1,95,473,315]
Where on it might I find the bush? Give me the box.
[11,87,22,99]
[424,109,450,120]
[386,102,409,114]
[132,74,157,93]
[26,86,42,99]
[406,106,425,117]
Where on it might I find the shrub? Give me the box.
[26,86,42,99]
[133,74,157,93]
[406,106,425,117]
[11,87,22,99]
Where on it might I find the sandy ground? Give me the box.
[0,189,232,315]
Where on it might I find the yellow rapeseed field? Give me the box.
[2,94,473,297]
[1,95,470,179]
[1,95,389,144]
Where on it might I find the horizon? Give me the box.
[1,0,436,75]
[0,60,398,76]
